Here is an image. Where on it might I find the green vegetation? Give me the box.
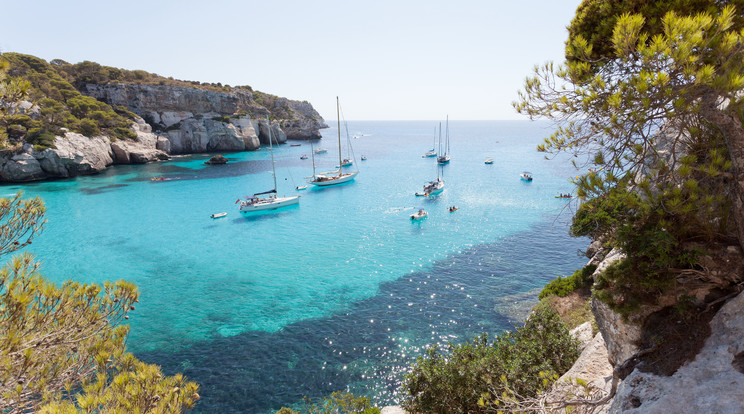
[401,306,579,413]
[276,392,380,414]
[0,192,199,413]
[539,264,597,300]
[514,2,744,315]
[0,53,139,149]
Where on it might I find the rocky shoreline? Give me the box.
[0,83,327,183]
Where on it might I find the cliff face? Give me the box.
[83,83,325,153]
[0,116,169,182]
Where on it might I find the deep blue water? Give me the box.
[5,120,589,413]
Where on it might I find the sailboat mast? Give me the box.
[310,140,317,177]
[267,116,277,192]
[336,96,342,176]
[438,122,442,155]
[446,115,449,155]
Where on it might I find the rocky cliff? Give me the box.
[549,243,744,413]
[0,53,328,182]
[83,83,324,153]
[0,116,169,182]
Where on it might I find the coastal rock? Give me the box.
[609,290,744,413]
[163,116,257,154]
[48,132,114,175]
[256,119,288,145]
[380,407,406,414]
[546,332,614,413]
[0,151,45,182]
[205,155,228,165]
[592,298,643,367]
[571,321,595,352]
[83,83,325,146]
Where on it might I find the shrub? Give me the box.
[277,392,379,414]
[76,118,100,137]
[401,306,579,413]
[211,116,231,123]
[539,264,597,299]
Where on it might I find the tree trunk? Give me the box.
[700,92,744,252]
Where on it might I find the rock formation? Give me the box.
[0,116,169,182]
[609,290,744,413]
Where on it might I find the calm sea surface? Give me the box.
[6,120,589,413]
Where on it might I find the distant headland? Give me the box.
[0,52,328,182]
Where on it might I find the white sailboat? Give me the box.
[423,127,437,157]
[307,97,359,186]
[416,129,445,197]
[238,117,300,213]
[437,116,451,165]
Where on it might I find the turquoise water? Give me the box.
[5,121,589,412]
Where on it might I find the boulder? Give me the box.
[0,152,45,182]
[571,321,595,352]
[205,155,228,165]
[609,290,744,413]
[592,298,643,367]
[545,333,614,413]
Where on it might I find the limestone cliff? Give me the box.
[0,116,169,182]
[83,83,325,153]
[549,243,744,413]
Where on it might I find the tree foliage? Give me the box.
[0,193,199,413]
[0,53,138,147]
[515,2,744,312]
[401,306,579,414]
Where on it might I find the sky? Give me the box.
[0,0,583,121]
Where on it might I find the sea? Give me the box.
[5,120,590,413]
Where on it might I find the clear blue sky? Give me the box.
[0,0,582,121]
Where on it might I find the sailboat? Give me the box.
[423,127,437,157]
[437,116,451,165]
[238,117,300,213]
[416,130,445,197]
[307,97,359,186]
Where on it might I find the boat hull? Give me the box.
[239,196,300,212]
[307,171,359,186]
[437,155,450,164]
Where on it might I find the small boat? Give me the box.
[361,155,367,161]
[410,209,428,220]
[520,171,533,181]
[555,194,573,199]
[300,155,308,160]
[210,212,227,219]
[314,148,328,154]
[296,185,307,191]
[485,158,494,164]
[339,158,353,167]
[290,143,302,147]
[448,206,458,212]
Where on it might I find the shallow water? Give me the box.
[6,120,589,412]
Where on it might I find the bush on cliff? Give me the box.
[0,193,199,413]
[276,392,380,414]
[0,53,138,148]
[401,306,579,414]
[539,264,597,300]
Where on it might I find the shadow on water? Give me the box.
[79,184,129,195]
[135,217,589,414]
[230,205,301,223]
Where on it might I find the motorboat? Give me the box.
[314,148,328,154]
[300,155,308,160]
[210,212,227,219]
[485,158,494,164]
[520,171,533,181]
[410,209,428,220]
